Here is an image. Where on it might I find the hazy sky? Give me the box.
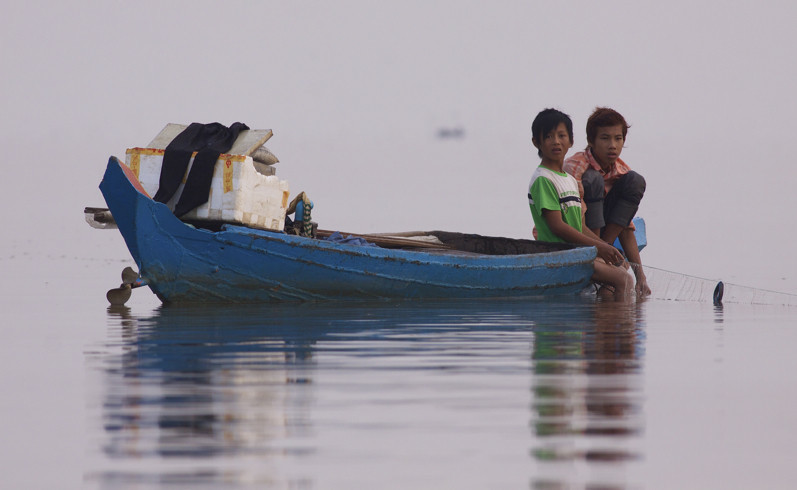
[3,1,796,289]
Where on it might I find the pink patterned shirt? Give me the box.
[563,148,631,197]
[563,149,635,230]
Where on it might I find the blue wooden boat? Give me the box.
[99,156,600,304]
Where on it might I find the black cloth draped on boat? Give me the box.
[153,122,249,217]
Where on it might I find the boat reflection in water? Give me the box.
[89,297,645,488]
[98,304,322,453]
[530,299,645,488]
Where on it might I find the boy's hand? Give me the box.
[596,241,624,266]
[635,271,652,296]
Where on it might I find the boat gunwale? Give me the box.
[217,223,597,269]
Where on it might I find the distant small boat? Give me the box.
[97,157,600,304]
[436,127,465,139]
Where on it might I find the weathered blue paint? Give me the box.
[100,157,598,304]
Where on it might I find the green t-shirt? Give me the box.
[528,166,583,242]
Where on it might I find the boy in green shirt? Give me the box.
[527,108,632,299]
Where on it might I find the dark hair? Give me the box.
[531,108,574,157]
[586,107,630,145]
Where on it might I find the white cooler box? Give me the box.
[124,147,290,232]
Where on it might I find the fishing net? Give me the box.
[641,264,797,306]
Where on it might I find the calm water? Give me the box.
[3,254,797,489]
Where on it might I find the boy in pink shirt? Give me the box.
[563,108,650,295]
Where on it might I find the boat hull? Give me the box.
[100,157,597,303]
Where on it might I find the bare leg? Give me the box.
[592,259,633,301]
[601,172,646,245]
[601,223,625,246]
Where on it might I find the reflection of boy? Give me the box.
[563,108,650,296]
[527,109,632,299]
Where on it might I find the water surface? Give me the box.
[3,254,797,489]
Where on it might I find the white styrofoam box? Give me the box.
[124,148,290,231]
